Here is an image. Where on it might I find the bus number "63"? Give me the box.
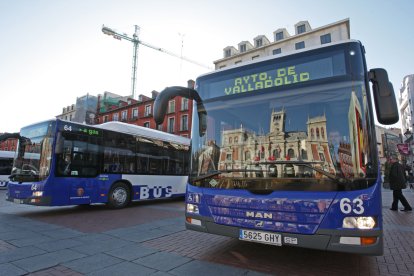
[339,198,364,214]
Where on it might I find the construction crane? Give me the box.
[102,25,212,100]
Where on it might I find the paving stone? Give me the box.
[36,238,85,252]
[0,240,16,252]
[64,253,123,274]
[8,234,55,247]
[120,229,172,243]
[0,246,46,264]
[1,229,38,241]
[41,228,84,239]
[86,261,156,276]
[105,244,158,261]
[133,251,191,272]
[11,249,85,273]
[0,263,27,276]
[169,259,248,276]
[71,237,130,255]
[28,265,83,276]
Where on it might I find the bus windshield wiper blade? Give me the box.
[254,160,351,184]
[194,161,352,185]
[193,169,263,182]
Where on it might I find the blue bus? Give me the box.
[154,40,398,255]
[5,119,190,208]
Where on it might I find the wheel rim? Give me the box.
[112,187,127,205]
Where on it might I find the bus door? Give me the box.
[68,146,101,205]
[56,132,101,205]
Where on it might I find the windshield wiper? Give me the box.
[253,160,351,185]
[193,169,263,182]
[193,161,352,185]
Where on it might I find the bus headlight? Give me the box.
[342,216,376,229]
[32,191,43,197]
[186,203,199,214]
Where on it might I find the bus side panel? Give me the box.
[122,175,187,201]
[47,175,71,206]
[48,174,122,206]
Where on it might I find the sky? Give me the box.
[0,0,413,133]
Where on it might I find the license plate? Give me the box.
[239,229,282,246]
[13,199,23,204]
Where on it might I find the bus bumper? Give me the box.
[6,195,52,206]
[185,214,383,256]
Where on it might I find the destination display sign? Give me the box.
[202,52,346,99]
[60,122,101,137]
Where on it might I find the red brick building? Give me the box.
[95,91,193,138]
[0,135,18,151]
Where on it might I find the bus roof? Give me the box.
[95,121,191,145]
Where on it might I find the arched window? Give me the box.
[245,151,251,161]
[273,149,280,158]
[234,137,238,143]
[321,127,325,139]
[229,137,232,144]
[288,148,295,158]
[301,149,308,160]
[311,128,314,139]
[316,128,320,139]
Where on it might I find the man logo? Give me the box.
[246,211,273,219]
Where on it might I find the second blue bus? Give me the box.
[6,119,190,208]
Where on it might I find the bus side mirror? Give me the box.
[369,68,399,125]
[154,86,206,136]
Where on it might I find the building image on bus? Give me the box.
[0,150,14,189]
[6,119,190,208]
[154,40,399,255]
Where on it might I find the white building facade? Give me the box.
[399,75,414,171]
[400,75,414,136]
[214,18,350,69]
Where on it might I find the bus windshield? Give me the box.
[190,45,377,192]
[11,121,55,182]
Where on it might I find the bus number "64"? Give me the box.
[339,198,364,214]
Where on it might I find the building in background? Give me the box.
[56,94,98,124]
[56,81,193,138]
[0,135,17,152]
[400,75,414,135]
[399,74,414,172]
[95,93,192,138]
[97,91,134,114]
[375,125,402,172]
[56,104,76,122]
[214,18,350,69]
[73,94,98,125]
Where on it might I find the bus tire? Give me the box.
[107,182,130,209]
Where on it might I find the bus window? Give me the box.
[56,133,101,177]
[103,131,136,174]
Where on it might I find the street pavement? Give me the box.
[1,187,414,276]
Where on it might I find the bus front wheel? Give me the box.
[108,182,130,209]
